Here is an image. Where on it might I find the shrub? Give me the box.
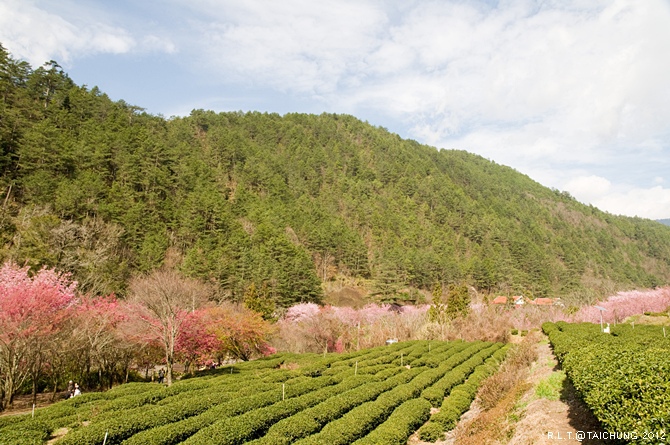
[0,421,50,445]
[418,421,444,442]
[353,398,432,445]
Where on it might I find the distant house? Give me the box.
[512,296,525,306]
[530,298,555,306]
[491,296,525,306]
[492,296,508,305]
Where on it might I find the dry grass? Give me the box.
[476,333,539,410]
[451,332,540,445]
[455,381,532,445]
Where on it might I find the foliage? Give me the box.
[569,287,670,324]
[1,45,670,307]
[174,310,221,371]
[243,282,277,321]
[200,304,276,361]
[445,282,470,319]
[352,398,432,445]
[427,281,448,324]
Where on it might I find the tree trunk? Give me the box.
[31,352,41,407]
[166,358,173,386]
[4,371,15,409]
[32,378,37,407]
[51,378,59,402]
[166,331,175,386]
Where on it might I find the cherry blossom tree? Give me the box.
[0,262,77,410]
[572,287,670,323]
[71,295,132,389]
[175,309,221,373]
[127,269,210,386]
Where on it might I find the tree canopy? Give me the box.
[2,44,670,306]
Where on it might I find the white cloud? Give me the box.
[559,175,670,219]
[187,0,386,95]
[183,0,669,186]
[564,175,612,203]
[0,0,175,66]
[595,186,670,219]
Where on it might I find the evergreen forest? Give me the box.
[2,44,670,307]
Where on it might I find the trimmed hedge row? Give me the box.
[247,368,426,445]
[291,350,495,445]
[322,343,420,376]
[409,341,476,368]
[181,375,373,445]
[1,368,290,438]
[352,398,432,445]
[58,373,344,445]
[299,341,416,377]
[2,352,300,437]
[53,370,306,442]
[372,366,404,380]
[543,321,670,444]
[0,420,51,445]
[2,340,507,445]
[421,343,503,407]
[418,346,509,442]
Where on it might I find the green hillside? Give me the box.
[2,45,670,305]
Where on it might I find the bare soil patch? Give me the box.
[46,427,69,445]
[0,392,66,417]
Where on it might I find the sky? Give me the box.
[1,0,670,220]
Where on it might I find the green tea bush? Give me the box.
[352,398,432,445]
[1,339,502,445]
[547,322,670,444]
[182,375,369,445]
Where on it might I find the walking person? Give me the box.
[67,380,74,398]
[158,368,165,384]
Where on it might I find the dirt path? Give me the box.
[505,338,608,445]
[409,334,610,445]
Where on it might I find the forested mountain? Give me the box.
[2,45,670,306]
[659,219,670,227]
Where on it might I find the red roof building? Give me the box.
[491,296,525,306]
[530,298,555,306]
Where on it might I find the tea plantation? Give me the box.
[543,321,670,444]
[0,340,509,445]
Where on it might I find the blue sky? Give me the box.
[2,0,670,219]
